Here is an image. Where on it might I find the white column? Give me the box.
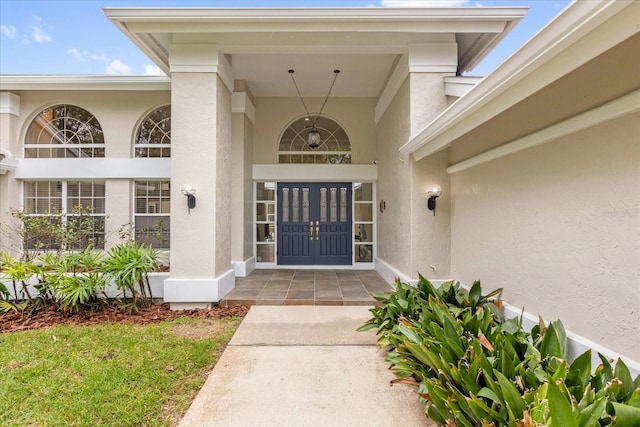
[163,44,235,309]
[230,89,256,277]
[0,93,22,254]
[407,43,456,280]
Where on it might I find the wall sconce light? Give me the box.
[181,185,196,214]
[427,185,442,216]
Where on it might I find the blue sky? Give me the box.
[0,0,570,76]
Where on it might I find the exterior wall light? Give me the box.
[181,185,196,214]
[427,185,442,215]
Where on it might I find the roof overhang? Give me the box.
[104,7,527,92]
[0,75,170,91]
[401,0,640,162]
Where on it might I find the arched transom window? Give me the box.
[134,105,171,158]
[25,105,105,158]
[278,116,351,164]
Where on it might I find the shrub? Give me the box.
[359,276,640,426]
[103,242,158,309]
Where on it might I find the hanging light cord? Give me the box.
[288,69,340,127]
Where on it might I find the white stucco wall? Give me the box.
[215,79,233,277]
[170,73,222,278]
[375,79,412,274]
[1,90,170,253]
[252,97,377,165]
[409,73,452,280]
[243,115,254,260]
[410,149,451,280]
[0,112,21,253]
[13,91,170,158]
[450,113,640,359]
[231,112,255,264]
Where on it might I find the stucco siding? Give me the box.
[375,78,411,274]
[410,149,451,280]
[215,78,233,277]
[252,97,377,165]
[243,115,254,260]
[0,112,21,253]
[409,73,452,280]
[170,73,220,278]
[450,112,640,359]
[12,91,170,158]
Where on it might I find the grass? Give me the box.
[0,317,240,426]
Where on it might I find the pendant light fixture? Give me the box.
[288,69,340,149]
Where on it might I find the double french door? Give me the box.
[277,183,352,265]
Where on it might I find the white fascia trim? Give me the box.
[0,158,18,175]
[103,7,528,23]
[447,89,640,174]
[0,92,20,115]
[400,0,636,160]
[0,75,170,91]
[444,76,483,97]
[232,92,256,125]
[15,158,170,180]
[375,56,408,124]
[252,164,377,182]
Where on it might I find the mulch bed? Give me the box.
[0,303,249,333]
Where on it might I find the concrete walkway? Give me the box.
[179,306,435,427]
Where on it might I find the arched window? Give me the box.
[25,105,104,158]
[134,105,171,158]
[278,116,351,164]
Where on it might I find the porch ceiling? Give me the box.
[104,7,527,97]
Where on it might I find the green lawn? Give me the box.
[0,317,239,426]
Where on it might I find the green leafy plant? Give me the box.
[104,241,158,309]
[50,248,108,312]
[360,276,640,426]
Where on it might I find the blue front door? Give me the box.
[277,183,352,265]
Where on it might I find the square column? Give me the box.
[164,44,235,309]
[408,44,456,281]
[0,93,22,254]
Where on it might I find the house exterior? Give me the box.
[1,0,638,370]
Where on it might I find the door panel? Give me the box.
[277,183,352,265]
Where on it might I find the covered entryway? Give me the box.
[220,269,393,307]
[277,182,352,265]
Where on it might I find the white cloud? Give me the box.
[106,59,132,75]
[0,25,17,39]
[144,64,165,76]
[90,53,109,62]
[381,0,469,6]
[31,26,51,43]
[67,48,87,60]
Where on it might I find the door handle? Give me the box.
[315,221,320,241]
[310,222,314,239]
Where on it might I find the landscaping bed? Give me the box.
[0,302,249,333]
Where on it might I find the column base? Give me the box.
[232,257,255,277]
[164,269,235,308]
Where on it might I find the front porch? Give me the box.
[220,269,392,307]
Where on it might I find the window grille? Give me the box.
[24,105,104,158]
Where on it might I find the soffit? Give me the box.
[104,7,527,97]
[450,33,640,164]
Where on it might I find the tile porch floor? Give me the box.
[220,269,394,307]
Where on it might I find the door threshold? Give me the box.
[254,264,375,270]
